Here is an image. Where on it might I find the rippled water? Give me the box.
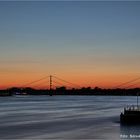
[0,95,139,139]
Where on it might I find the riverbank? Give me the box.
[0,87,140,96]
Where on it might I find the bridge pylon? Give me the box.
[49,75,53,96]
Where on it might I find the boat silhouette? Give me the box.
[120,93,140,124]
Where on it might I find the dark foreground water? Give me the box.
[0,95,139,140]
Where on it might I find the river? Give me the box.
[0,95,139,139]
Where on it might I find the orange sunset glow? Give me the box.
[0,1,140,89]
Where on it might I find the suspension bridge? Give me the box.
[20,75,140,90]
[114,77,140,89]
[1,75,140,96]
[21,75,81,90]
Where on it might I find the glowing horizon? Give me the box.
[0,1,140,89]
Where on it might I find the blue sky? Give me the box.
[0,1,140,88]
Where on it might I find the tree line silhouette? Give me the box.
[0,86,140,96]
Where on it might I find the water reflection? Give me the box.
[0,96,138,139]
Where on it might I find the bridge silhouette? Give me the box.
[2,75,140,96]
[22,75,81,90]
[114,77,140,89]
[21,75,140,90]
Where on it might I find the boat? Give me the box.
[120,105,140,124]
[120,93,140,124]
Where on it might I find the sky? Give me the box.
[0,1,140,89]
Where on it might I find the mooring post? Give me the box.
[137,93,139,108]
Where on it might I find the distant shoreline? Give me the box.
[0,87,140,96]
